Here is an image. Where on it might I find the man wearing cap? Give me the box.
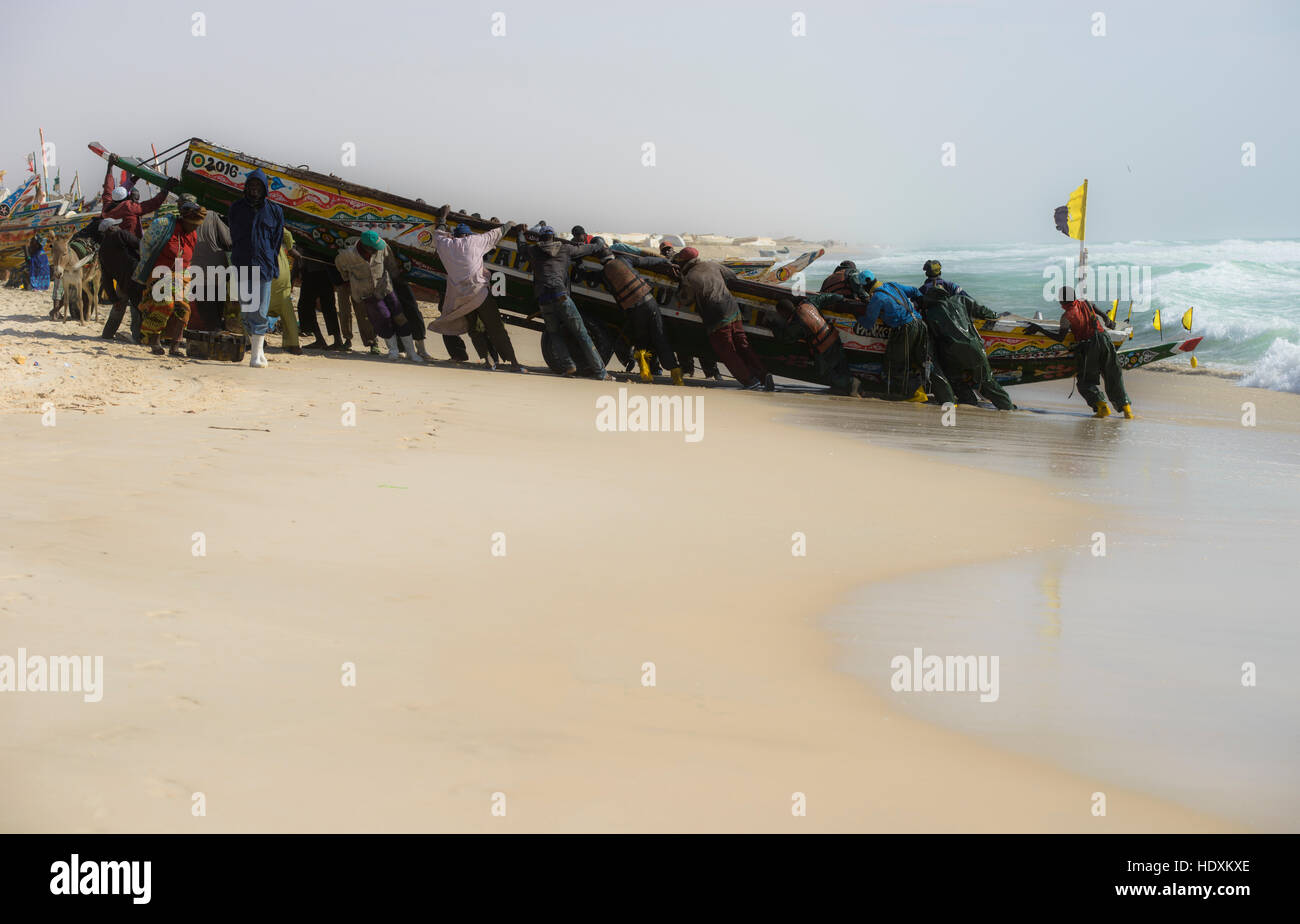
[673,247,773,390]
[855,269,952,403]
[916,260,1013,410]
[228,168,284,368]
[334,230,424,363]
[426,205,526,372]
[101,156,175,237]
[516,223,607,378]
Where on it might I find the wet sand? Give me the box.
[0,286,1247,832]
[784,369,1300,831]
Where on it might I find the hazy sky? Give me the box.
[3,0,1297,246]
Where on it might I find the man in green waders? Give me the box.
[1029,286,1133,419]
[917,266,1015,410]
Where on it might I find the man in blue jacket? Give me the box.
[856,269,951,402]
[228,168,284,368]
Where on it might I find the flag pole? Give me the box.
[1076,179,1088,300]
[37,128,49,198]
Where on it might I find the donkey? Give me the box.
[49,237,102,323]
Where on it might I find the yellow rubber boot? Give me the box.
[1121,404,1135,419]
[635,349,652,382]
[670,367,684,387]
[1093,402,1111,418]
[906,386,928,403]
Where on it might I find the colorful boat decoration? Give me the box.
[91,138,1201,391]
[0,203,96,270]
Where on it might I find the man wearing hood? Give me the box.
[228,168,284,368]
[101,157,174,236]
[516,224,607,378]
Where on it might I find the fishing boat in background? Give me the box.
[0,174,98,271]
[90,137,1201,390]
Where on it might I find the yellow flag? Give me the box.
[1053,180,1088,240]
[1153,310,1162,332]
[1182,306,1194,330]
[1108,299,1118,323]
[1066,180,1087,239]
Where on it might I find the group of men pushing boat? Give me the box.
[70,162,1134,418]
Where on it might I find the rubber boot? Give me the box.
[1092,402,1111,418]
[635,349,652,382]
[670,367,684,387]
[249,334,267,367]
[385,335,401,360]
[1121,404,1135,419]
[906,386,928,403]
[414,338,435,362]
[400,335,425,363]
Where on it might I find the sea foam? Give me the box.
[1240,338,1300,394]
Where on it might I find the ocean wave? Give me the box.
[810,241,1300,392]
[1240,339,1300,394]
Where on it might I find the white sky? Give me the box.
[3,0,1297,246]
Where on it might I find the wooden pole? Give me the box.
[1075,179,1088,301]
[37,128,50,198]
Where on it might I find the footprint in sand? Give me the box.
[144,777,188,800]
[0,574,34,581]
[92,725,142,742]
[169,695,201,711]
[145,609,180,620]
[132,659,167,671]
[160,633,198,647]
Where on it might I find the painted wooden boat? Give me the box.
[91,138,1201,391]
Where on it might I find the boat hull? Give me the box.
[96,138,1202,390]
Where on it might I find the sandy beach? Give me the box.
[0,285,1265,832]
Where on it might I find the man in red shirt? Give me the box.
[101,156,175,236]
[1031,286,1133,419]
[135,196,205,356]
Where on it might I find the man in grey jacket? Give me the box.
[516,224,607,378]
